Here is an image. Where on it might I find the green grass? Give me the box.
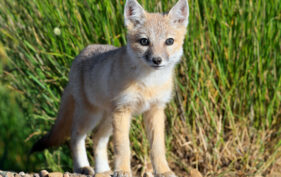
[0,0,280,176]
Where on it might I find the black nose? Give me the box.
[152,57,162,65]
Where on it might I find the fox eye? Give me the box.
[165,38,174,45]
[139,38,150,46]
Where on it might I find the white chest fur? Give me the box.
[113,69,174,113]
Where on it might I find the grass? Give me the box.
[0,0,280,176]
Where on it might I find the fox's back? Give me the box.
[75,44,117,60]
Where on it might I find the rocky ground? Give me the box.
[0,169,203,177]
[0,170,91,177]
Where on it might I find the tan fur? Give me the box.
[50,86,75,146]
[112,108,132,173]
[144,105,170,174]
[32,0,189,176]
[119,79,173,113]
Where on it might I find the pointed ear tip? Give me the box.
[169,0,189,14]
[125,0,141,5]
[181,0,189,8]
[125,0,144,9]
[183,0,189,6]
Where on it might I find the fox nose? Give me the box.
[152,57,162,65]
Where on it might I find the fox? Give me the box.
[31,0,189,176]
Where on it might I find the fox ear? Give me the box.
[124,0,146,28]
[168,0,189,27]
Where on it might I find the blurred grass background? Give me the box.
[0,0,280,176]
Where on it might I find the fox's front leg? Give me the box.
[143,105,177,177]
[112,108,132,177]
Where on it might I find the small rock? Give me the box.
[24,174,32,177]
[0,171,6,177]
[33,174,40,177]
[40,170,49,177]
[48,172,63,177]
[5,172,14,177]
[143,172,153,177]
[63,172,70,177]
[19,172,25,176]
[14,174,21,177]
[94,171,113,177]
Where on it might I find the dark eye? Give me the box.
[139,38,150,46]
[165,38,174,45]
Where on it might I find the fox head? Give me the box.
[124,0,189,70]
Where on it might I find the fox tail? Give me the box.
[31,86,75,152]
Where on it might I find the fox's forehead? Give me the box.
[131,13,186,41]
[137,13,174,38]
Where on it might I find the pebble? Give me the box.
[39,170,49,177]
[143,172,153,177]
[19,172,25,176]
[0,170,5,177]
[48,172,63,177]
[63,172,70,177]
[5,172,14,177]
[0,171,95,177]
[33,174,40,177]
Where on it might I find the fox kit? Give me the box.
[32,0,189,176]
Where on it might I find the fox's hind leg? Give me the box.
[93,112,113,175]
[71,104,103,175]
